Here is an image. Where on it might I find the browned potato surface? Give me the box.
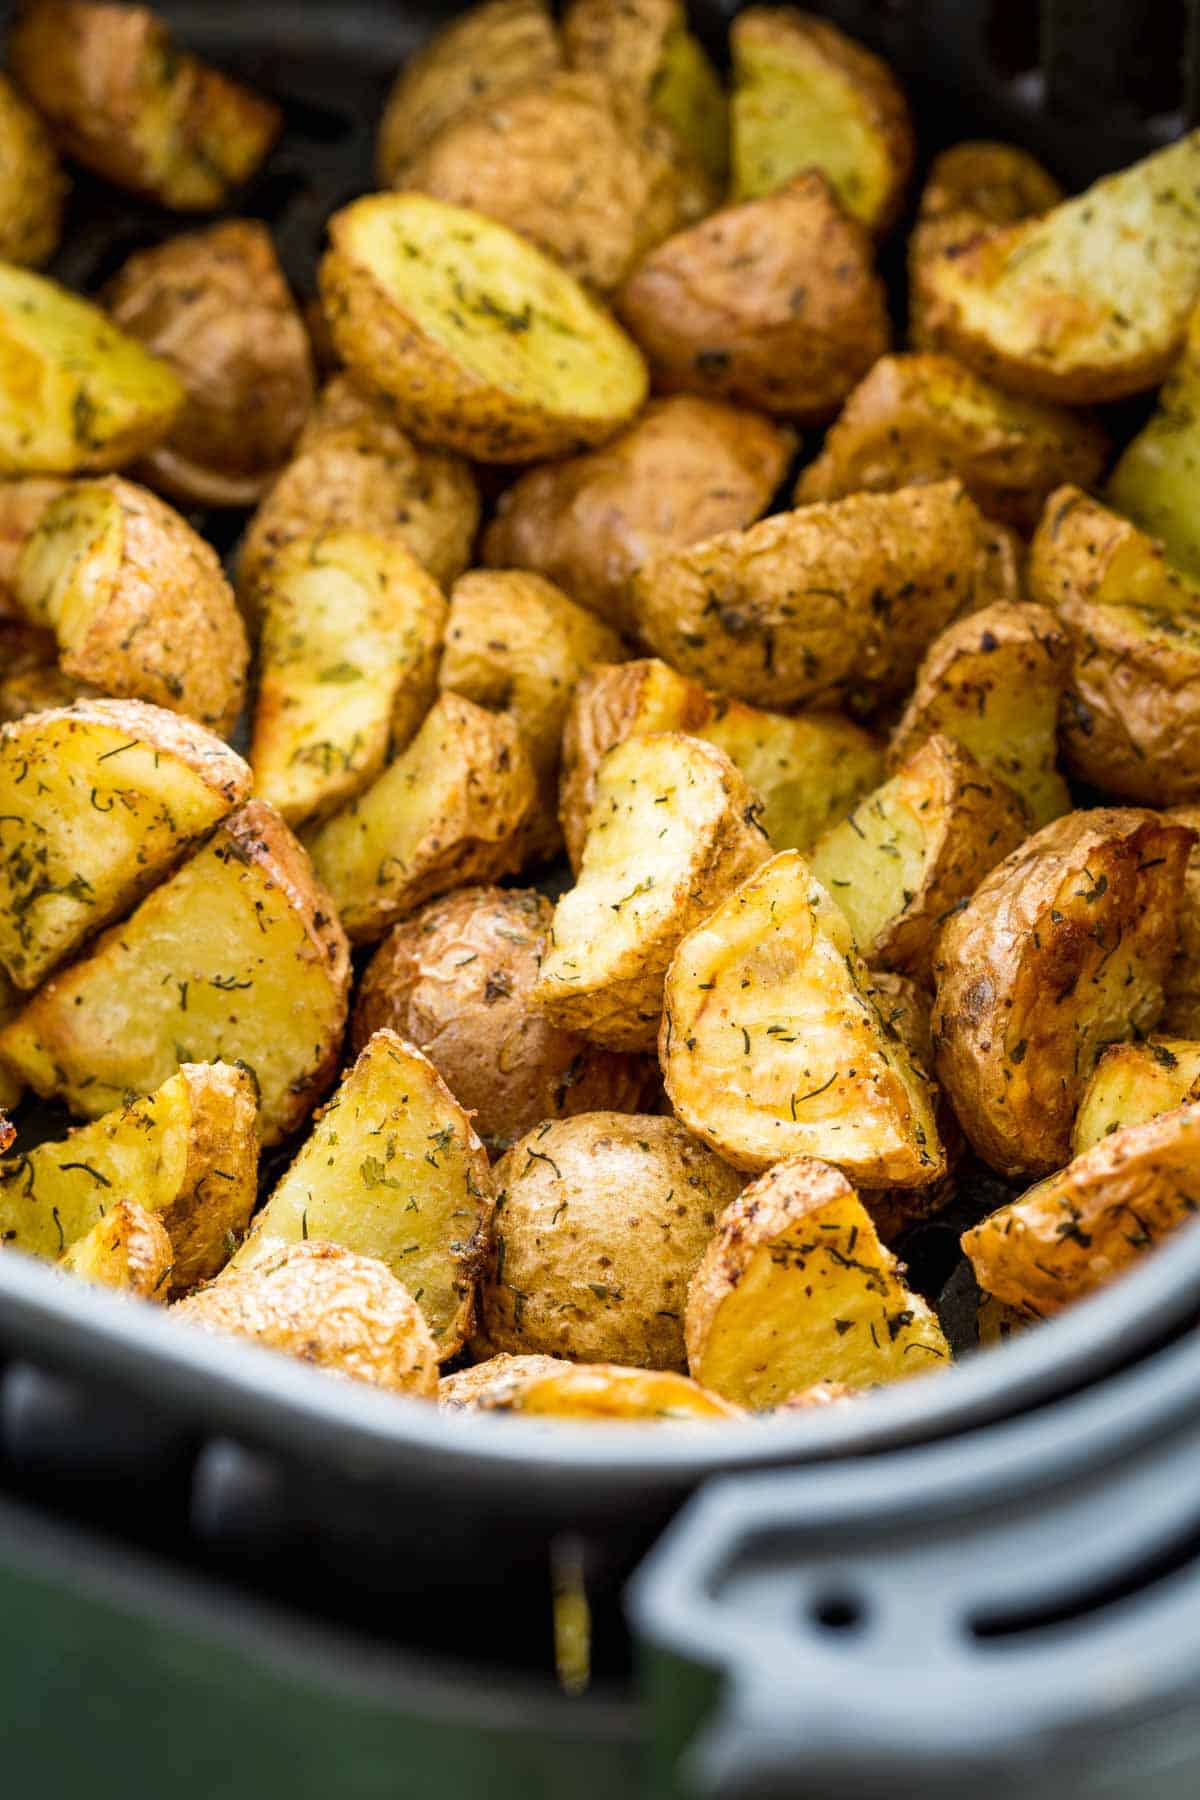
[0,477,68,611]
[773,1382,859,1409]
[1108,304,1200,585]
[440,1352,574,1410]
[1073,1038,1200,1155]
[0,620,87,723]
[0,71,65,265]
[1164,804,1200,1036]
[58,1199,173,1299]
[477,1361,742,1419]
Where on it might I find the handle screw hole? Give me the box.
[811,1592,867,1632]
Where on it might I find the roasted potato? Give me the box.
[1029,486,1200,805]
[854,967,960,1243]
[916,131,1200,403]
[1073,1038,1200,1155]
[231,1031,493,1361]
[375,0,563,184]
[729,6,913,233]
[0,801,351,1145]
[58,1199,173,1299]
[440,1351,572,1410]
[0,71,65,265]
[661,849,945,1184]
[932,808,1193,1178]
[534,732,770,1051]
[1108,304,1200,584]
[307,692,536,946]
[319,193,649,463]
[809,734,1028,983]
[0,477,68,613]
[0,620,87,723]
[975,1292,1038,1347]
[477,1111,743,1369]
[352,887,648,1156]
[482,396,792,637]
[16,476,248,735]
[0,698,250,990]
[962,1102,1200,1316]
[0,969,21,1111]
[103,220,315,509]
[616,173,889,420]
[8,0,281,209]
[630,480,985,711]
[773,1381,859,1409]
[887,600,1072,829]
[795,352,1108,532]
[686,1157,949,1407]
[475,1361,742,1419]
[249,531,448,827]
[1164,803,1200,1035]
[0,1061,257,1293]
[175,1241,439,1396]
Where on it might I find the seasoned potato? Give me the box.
[440,1351,572,1410]
[1029,486,1200,805]
[482,396,792,636]
[855,968,960,1243]
[58,1200,173,1299]
[0,71,65,265]
[975,1292,1038,1347]
[917,131,1200,403]
[0,264,183,474]
[477,1362,741,1419]
[175,1242,438,1396]
[1164,804,1200,1036]
[534,732,770,1051]
[352,888,648,1157]
[963,1103,1200,1316]
[1073,1039,1200,1155]
[0,970,20,1111]
[0,477,68,612]
[729,7,913,232]
[103,220,315,509]
[630,480,985,711]
[774,1381,859,1409]
[16,476,248,735]
[375,0,563,183]
[809,735,1027,983]
[307,693,536,946]
[250,531,448,827]
[319,193,649,463]
[0,1061,257,1293]
[795,353,1107,532]
[477,1112,743,1369]
[0,623,87,723]
[0,801,351,1145]
[398,74,713,295]
[0,698,250,990]
[686,1158,949,1407]
[661,849,945,1184]
[232,1031,492,1361]
[562,0,727,183]
[8,0,281,209]
[887,600,1071,829]
[616,173,888,420]
[932,809,1193,1178]
[559,658,883,870]
[1108,305,1200,584]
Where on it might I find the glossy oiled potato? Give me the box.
[0,71,65,265]
[1073,1038,1200,1155]
[1108,304,1200,584]
[59,1200,173,1299]
[475,1362,742,1419]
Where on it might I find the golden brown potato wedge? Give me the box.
[0,970,20,1111]
[534,732,770,1051]
[661,849,945,1184]
[477,1361,742,1419]
[440,1352,572,1410]
[1164,804,1200,1036]
[249,531,448,827]
[0,624,87,724]
[16,476,248,735]
[319,193,649,463]
[616,172,889,420]
[0,477,69,616]
[856,968,960,1243]
[1108,304,1200,584]
[975,1291,1039,1347]
[0,71,65,265]
[0,698,250,990]
[932,808,1193,1178]
[58,1199,173,1299]
[0,801,351,1145]
[477,1111,743,1369]
[1072,1039,1200,1155]
[306,692,536,946]
[686,1157,949,1406]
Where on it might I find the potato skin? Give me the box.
[0,71,65,266]
[477,1112,743,1370]
[932,809,1194,1178]
[478,1361,742,1419]
[352,887,649,1156]
[616,173,889,421]
[1164,805,1200,1036]
[59,1199,173,1299]
[439,1351,572,1410]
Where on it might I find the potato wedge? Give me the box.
[0,1061,257,1293]
[477,1111,743,1370]
[440,1352,571,1410]
[917,131,1200,402]
[58,1199,173,1299]
[1072,1039,1200,1156]
[1108,304,1200,584]
[729,6,913,232]
[0,477,68,613]
[0,698,251,990]
[887,601,1069,830]
[686,1157,949,1407]
[352,887,648,1157]
[16,476,248,735]
[250,531,448,827]
[534,732,770,1051]
[0,71,65,266]
[306,692,536,946]
[932,809,1193,1178]
[319,193,648,463]
[855,968,960,1243]
[810,734,1027,982]
[482,396,792,637]
[630,480,985,711]
[975,1292,1039,1347]
[616,173,888,421]
[0,970,20,1111]
[0,801,351,1145]
[175,1242,438,1396]
[0,626,87,724]
[1029,486,1200,805]
[963,1103,1200,1316]
[661,849,945,1184]
[1164,803,1200,1036]
[477,1362,741,1419]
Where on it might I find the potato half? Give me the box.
[1164,803,1200,1036]
[58,1200,173,1299]
[440,1351,571,1410]
[477,1362,741,1420]
[1072,1039,1200,1155]
[1108,305,1200,585]
[0,969,20,1111]
[0,71,64,266]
